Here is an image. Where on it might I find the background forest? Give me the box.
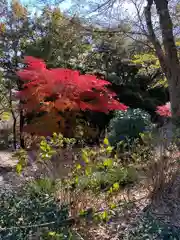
[0,0,180,239]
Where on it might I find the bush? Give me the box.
[0,180,70,239]
[108,108,153,146]
[65,138,138,193]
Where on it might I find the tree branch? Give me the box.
[89,0,116,14]
[131,0,147,36]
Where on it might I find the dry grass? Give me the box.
[68,183,149,239]
[138,128,180,232]
[146,148,180,228]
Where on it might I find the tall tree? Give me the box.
[0,0,31,148]
[144,0,180,125]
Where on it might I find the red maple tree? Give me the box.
[16,56,128,136]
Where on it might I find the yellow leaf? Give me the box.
[82,152,89,163]
[110,203,116,209]
[1,112,11,121]
[103,138,109,146]
[113,182,120,191]
[102,211,108,220]
[16,163,22,174]
[76,164,82,170]
[106,146,113,153]
[48,232,56,236]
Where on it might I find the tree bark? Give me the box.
[9,88,17,150]
[19,109,25,149]
[145,0,180,126]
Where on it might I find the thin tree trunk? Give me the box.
[12,112,17,149]
[9,87,17,149]
[20,109,25,148]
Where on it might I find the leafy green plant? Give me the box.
[14,133,76,173]
[0,183,70,240]
[39,133,76,161]
[13,148,28,174]
[108,108,154,146]
[65,138,138,193]
[116,132,154,163]
[26,177,58,196]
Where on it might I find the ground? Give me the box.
[1,148,180,239]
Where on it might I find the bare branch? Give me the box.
[131,0,147,35]
[82,24,148,37]
[89,0,116,14]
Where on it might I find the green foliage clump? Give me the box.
[39,133,76,161]
[65,138,138,193]
[116,132,154,163]
[14,133,76,174]
[13,148,28,174]
[0,181,70,240]
[108,108,153,146]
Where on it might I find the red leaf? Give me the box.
[156,102,171,117]
[16,56,128,136]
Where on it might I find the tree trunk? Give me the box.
[155,0,180,125]
[145,0,180,125]
[20,109,25,148]
[9,86,17,150]
[12,113,17,149]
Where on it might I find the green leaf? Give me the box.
[108,187,113,194]
[75,177,79,184]
[1,112,11,120]
[79,209,86,216]
[110,203,116,209]
[53,132,57,138]
[85,167,92,176]
[113,182,120,191]
[82,152,89,163]
[76,164,82,170]
[106,146,113,153]
[48,231,56,236]
[16,163,22,174]
[103,158,113,167]
[103,138,109,146]
[102,210,108,220]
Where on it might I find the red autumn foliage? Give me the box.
[156,102,171,117]
[16,56,128,136]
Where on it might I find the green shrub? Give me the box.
[65,138,138,193]
[0,180,70,239]
[26,177,58,196]
[108,108,153,146]
[115,132,154,163]
[14,133,77,174]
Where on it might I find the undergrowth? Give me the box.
[10,132,158,239]
[0,183,70,239]
[64,137,138,193]
[125,211,180,240]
